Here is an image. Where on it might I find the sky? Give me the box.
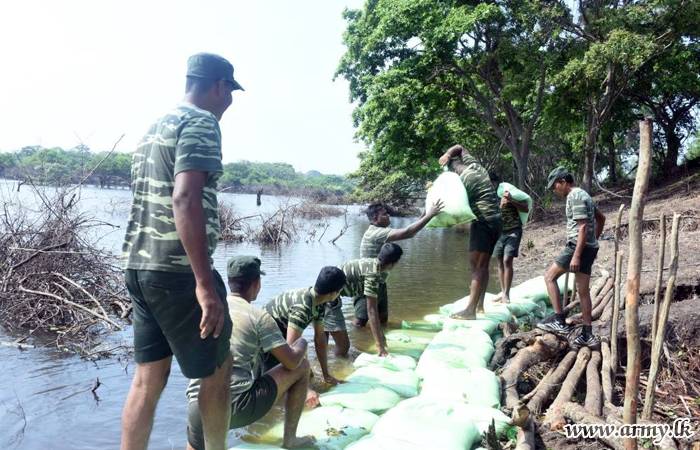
[0,0,366,175]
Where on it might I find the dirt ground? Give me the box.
[498,169,700,450]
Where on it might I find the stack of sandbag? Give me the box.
[384,329,433,360]
[265,406,379,450]
[319,383,400,413]
[346,397,512,450]
[345,364,420,398]
[415,328,494,377]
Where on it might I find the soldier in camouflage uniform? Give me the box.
[324,243,404,357]
[263,266,346,384]
[186,256,315,450]
[489,172,530,304]
[439,144,503,320]
[537,168,606,348]
[120,53,242,450]
[352,200,444,327]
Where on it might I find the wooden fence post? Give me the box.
[650,213,666,344]
[642,213,680,419]
[623,118,653,450]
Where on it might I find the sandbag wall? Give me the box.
[230,276,572,450]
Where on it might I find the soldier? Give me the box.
[438,144,502,319]
[489,172,529,304]
[354,201,443,326]
[324,243,404,357]
[537,167,605,347]
[186,256,314,450]
[263,266,347,407]
[120,53,242,450]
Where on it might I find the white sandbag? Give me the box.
[430,328,493,348]
[346,366,420,398]
[229,445,281,450]
[497,182,532,227]
[503,299,539,317]
[345,435,424,450]
[456,404,511,436]
[420,366,501,408]
[320,382,400,413]
[384,330,433,360]
[442,317,498,335]
[266,406,378,450]
[415,348,488,378]
[510,275,575,305]
[425,172,477,229]
[371,397,481,450]
[439,293,499,315]
[353,353,416,371]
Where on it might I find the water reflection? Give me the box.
[0,183,499,449]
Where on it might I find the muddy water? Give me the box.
[0,184,499,449]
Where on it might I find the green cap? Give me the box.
[547,166,570,190]
[187,52,244,91]
[227,256,265,280]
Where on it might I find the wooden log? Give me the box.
[601,340,613,408]
[569,277,613,322]
[544,346,591,430]
[527,349,578,414]
[650,212,666,345]
[623,118,653,450]
[591,290,614,321]
[500,334,563,409]
[614,203,625,253]
[610,251,624,374]
[642,213,680,420]
[520,366,554,403]
[515,416,535,450]
[560,402,626,450]
[585,350,602,416]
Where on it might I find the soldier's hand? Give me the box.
[196,284,225,339]
[427,199,445,217]
[500,197,509,208]
[438,154,451,166]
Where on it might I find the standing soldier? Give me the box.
[439,145,502,319]
[536,167,605,347]
[120,53,242,450]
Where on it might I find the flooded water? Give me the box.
[0,182,499,449]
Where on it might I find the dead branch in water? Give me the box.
[0,182,130,356]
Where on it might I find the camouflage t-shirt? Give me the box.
[264,286,325,334]
[566,188,599,248]
[458,154,501,223]
[186,296,286,401]
[360,225,392,258]
[339,258,382,299]
[501,202,522,232]
[121,102,223,272]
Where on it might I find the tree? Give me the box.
[551,0,699,192]
[336,0,566,199]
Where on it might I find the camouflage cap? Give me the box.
[227,256,265,280]
[187,52,244,91]
[547,166,570,190]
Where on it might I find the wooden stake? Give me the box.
[563,271,570,308]
[614,203,625,253]
[642,213,680,419]
[610,251,624,374]
[650,213,666,345]
[623,118,653,449]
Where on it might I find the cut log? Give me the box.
[560,402,626,450]
[569,278,613,323]
[527,349,578,415]
[585,350,602,416]
[591,290,614,321]
[500,334,564,409]
[642,213,680,420]
[520,366,554,404]
[601,340,613,408]
[544,346,591,430]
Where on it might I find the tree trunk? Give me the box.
[527,349,578,414]
[663,126,681,176]
[581,105,598,193]
[623,118,654,450]
[609,133,617,184]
